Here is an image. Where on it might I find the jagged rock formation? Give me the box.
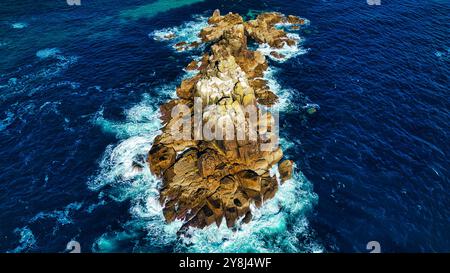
[148,10,304,231]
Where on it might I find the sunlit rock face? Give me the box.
[148,10,303,231]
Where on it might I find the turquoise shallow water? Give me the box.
[120,0,206,19]
[0,0,449,252]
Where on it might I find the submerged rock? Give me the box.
[303,103,320,115]
[270,51,286,59]
[287,15,305,25]
[279,160,294,182]
[186,60,199,71]
[148,10,298,231]
[164,33,176,40]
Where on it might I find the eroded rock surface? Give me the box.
[148,10,302,231]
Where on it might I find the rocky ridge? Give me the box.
[148,10,304,231]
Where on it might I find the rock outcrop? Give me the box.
[148,10,303,231]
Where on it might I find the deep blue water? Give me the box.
[0,0,449,252]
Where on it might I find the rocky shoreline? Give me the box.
[148,10,305,231]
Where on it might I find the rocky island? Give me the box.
[148,10,305,231]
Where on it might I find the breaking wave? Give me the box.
[150,15,208,52]
[91,100,321,252]
[8,202,83,252]
[257,33,308,63]
[175,168,321,253]
[90,92,321,253]
[9,227,36,253]
[90,15,321,253]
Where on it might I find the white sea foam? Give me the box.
[29,202,83,229]
[36,48,61,59]
[89,92,165,198]
[274,18,311,29]
[150,15,208,52]
[86,200,107,214]
[0,48,78,101]
[35,48,79,69]
[93,95,163,140]
[175,166,321,253]
[9,227,36,253]
[92,140,321,252]
[55,81,80,89]
[257,33,308,63]
[261,67,296,112]
[0,49,79,98]
[11,22,28,29]
[90,95,179,251]
[0,111,15,131]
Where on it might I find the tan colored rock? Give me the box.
[200,12,244,43]
[287,15,305,25]
[279,159,294,182]
[159,99,191,124]
[208,9,222,24]
[198,148,224,177]
[174,41,188,51]
[198,53,210,71]
[270,51,286,59]
[242,93,256,106]
[261,173,278,201]
[257,90,278,106]
[237,170,261,194]
[250,79,268,91]
[148,10,300,231]
[189,41,200,48]
[186,60,199,71]
[176,74,201,99]
[148,144,176,177]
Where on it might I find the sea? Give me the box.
[0,0,448,252]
